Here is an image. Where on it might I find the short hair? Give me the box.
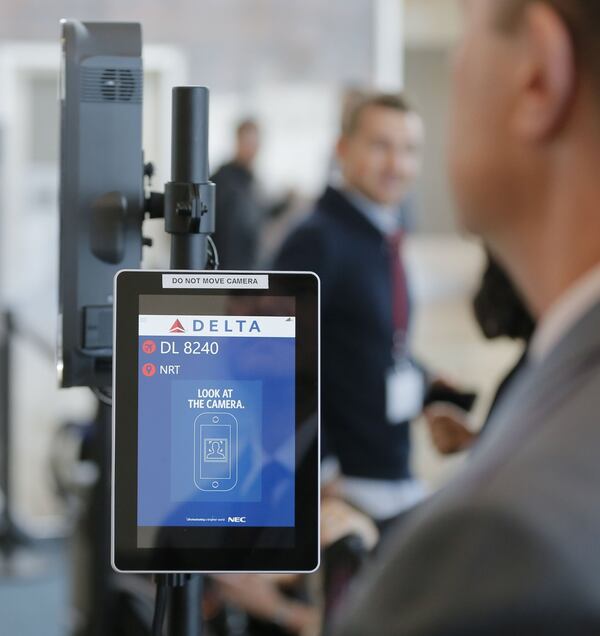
[236,118,258,138]
[496,0,600,86]
[342,93,415,137]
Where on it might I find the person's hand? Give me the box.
[428,375,458,391]
[321,497,379,550]
[214,574,281,619]
[424,404,478,455]
[213,574,319,634]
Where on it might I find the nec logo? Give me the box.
[228,516,247,524]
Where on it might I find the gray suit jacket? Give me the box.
[335,300,600,635]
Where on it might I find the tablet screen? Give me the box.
[137,295,296,535]
[113,271,319,573]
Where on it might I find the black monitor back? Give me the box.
[58,20,143,387]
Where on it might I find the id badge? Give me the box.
[386,362,425,424]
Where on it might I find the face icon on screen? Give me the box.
[194,413,238,491]
[205,439,228,462]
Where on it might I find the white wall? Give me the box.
[405,0,463,48]
[405,46,457,233]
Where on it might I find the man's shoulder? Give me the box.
[335,357,600,636]
[274,212,335,266]
[454,367,600,555]
[211,161,248,183]
[273,193,358,274]
[291,188,373,238]
[211,162,232,178]
[283,199,348,243]
[490,362,600,485]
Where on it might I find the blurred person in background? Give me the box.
[328,87,418,232]
[274,93,432,531]
[336,1,600,634]
[212,119,291,269]
[209,573,319,636]
[206,498,378,636]
[426,252,535,455]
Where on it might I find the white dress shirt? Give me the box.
[530,263,600,364]
[342,187,400,237]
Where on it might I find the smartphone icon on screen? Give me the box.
[194,413,238,491]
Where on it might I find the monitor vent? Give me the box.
[81,68,142,104]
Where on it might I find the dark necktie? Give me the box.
[387,230,409,345]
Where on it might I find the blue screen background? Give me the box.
[137,335,295,527]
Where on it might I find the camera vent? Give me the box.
[81,67,142,104]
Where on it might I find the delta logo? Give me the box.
[169,319,185,334]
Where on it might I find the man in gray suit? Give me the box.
[335,1,600,634]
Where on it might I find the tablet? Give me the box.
[112,270,320,573]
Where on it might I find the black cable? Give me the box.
[207,235,219,270]
[152,581,169,636]
[91,386,112,406]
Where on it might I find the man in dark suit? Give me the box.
[275,94,426,526]
[336,1,600,634]
[212,119,289,269]
[211,119,263,269]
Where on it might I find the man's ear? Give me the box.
[336,136,349,163]
[511,2,576,141]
